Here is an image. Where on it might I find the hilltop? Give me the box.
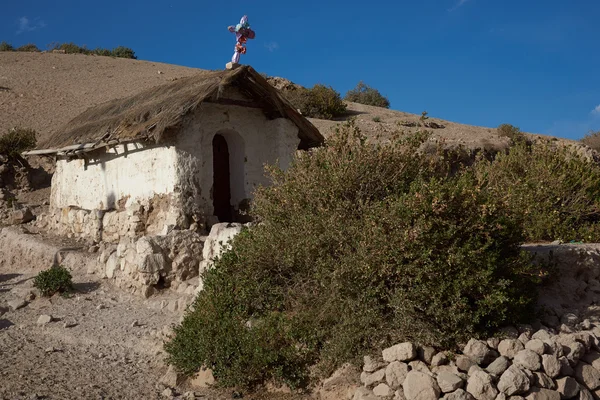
[0,51,532,150]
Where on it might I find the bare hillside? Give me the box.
[0,51,558,150]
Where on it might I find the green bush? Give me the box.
[33,265,73,297]
[581,130,600,152]
[16,43,40,52]
[344,81,390,108]
[0,127,37,159]
[497,123,527,144]
[473,139,600,242]
[110,46,136,59]
[0,41,14,51]
[166,121,541,388]
[283,84,346,119]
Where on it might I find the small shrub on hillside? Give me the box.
[16,43,40,52]
[33,265,73,297]
[372,116,381,122]
[0,127,37,159]
[473,139,600,242]
[283,85,346,119]
[497,123,527,144]
[0,41,14,51]
[48,42,137,59]
[110,46,136,59]
[344,81,390,108]
[581,130,600,152]
[166,120,541,388]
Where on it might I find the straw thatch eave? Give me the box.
[36,66,323,153]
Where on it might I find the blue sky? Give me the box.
[2,0,600,140]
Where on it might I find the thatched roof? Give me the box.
[36,66,323,153]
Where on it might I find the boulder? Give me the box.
[364,355,386,373]
[464,339,497,366]
[444,389,475,400]
[361,368,386,387]
[559,357,575,377]
[432,352,450,367]
[513,350,541,371]
[189,367,215,388]
[386,361,409,389]
[383,343,418,363]
[404,371,441,400]
[353,387,379,400]
[532,330,553,342]
[556,377,580,400]
[542,354,561,378]
[437,372,464,393]
[497,366,531,396]
[466,370,498,400]
[373,383,394,398]
[574,363,600,391]
[10,207,34,224]
[487,357,510,377]
[579,388,594,400]
[419,346,437,364]
[533,372,556,390]
[160,365,181,388]
[582,351,600,371]
[410,360,434,376]
[499,340,525,359]
[526,388,561,400]
[526,340,547,356]
[456,355,477,372]
[36,315,52,325]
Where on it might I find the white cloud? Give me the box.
[264,42,279,52]
[16,16,46,34]
[592,105,600,115]
[449,0,470,11]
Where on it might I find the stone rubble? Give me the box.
[354,319,600,400]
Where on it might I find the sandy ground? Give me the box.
[0,248,310,400]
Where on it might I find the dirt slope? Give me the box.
[1,51,535,151]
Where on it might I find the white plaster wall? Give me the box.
[51,143,179,211]
[176,101,300,218]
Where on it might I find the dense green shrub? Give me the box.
[0,127,37,159]
[473,139,600,242]
[0,41,14,51]
[16,43,40,52]
[110,46,136,59]
[166,121,541,388]
[33,265,73,297]
[344,81,390,108]
[283,84,347,119]
[497,123,527,143]
[581,130,600,152]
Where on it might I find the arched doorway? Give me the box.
[212,134,232,222]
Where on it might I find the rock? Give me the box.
[526,340,546,356]
[395,389,408,400]
[10,207,34,224]
[533,372,556,390]
[500,327,520,339]
[580,320,593,331]
[560,324,574,334]
[579,388,593,400]
[96,304,107,310]
[383,342,418,363]
[404,371,441,400]
[562,340,586,364]
[556,377,580,399]
[582,351,600,371]
[466,370,498,400]
[432,352,450,367]
[487,357,510,377]
[574,363,600,391]
[364,355,386,373]
[419,346,437,364]
[190,367,215,388]
[542,355,561,378]
[513,350,541,371]
[497,366,531,396]
[519,333,531,346]
[161,387,174,398]
[464,339,497,366]
[457,355,477,372]
[410,360,434,376]
[374,383,394,397]
[7,299,27,311]
[510,396,526,400]
[437,372,465,393]
[160,365,180,388]
[353,387,379,400]
[444,389,475,400]
[499,340,525,359]
[36,314,52,325]
[63,319,77,328]
[362,368,386,387]
[225,62,240,70]
[559,357,575,377]
[526,388,561,400]
[469,365,485,376]
[532,330,553,342]
[386,361,410,389]
[572,332,595,352]
[561,313,579,327]
[497,394,507,400]
[488,338,501,350]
